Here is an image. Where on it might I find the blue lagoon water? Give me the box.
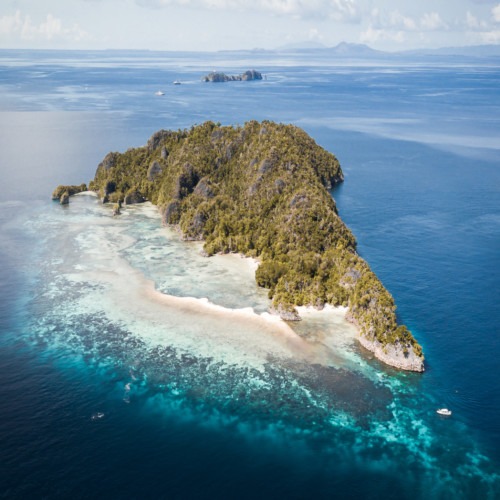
[1,50,499,499]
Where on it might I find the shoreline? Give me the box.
[68,196,367,370]
[69,193,423,373]
[63,204,334,369]
[80,261,350,370]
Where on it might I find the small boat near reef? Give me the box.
[436,408,452,416]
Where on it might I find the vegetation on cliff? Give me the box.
[52,184,87,204]
[85,120,423,369]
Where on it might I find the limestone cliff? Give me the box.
[51,184,87,204]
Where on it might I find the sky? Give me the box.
[1,0,500,52]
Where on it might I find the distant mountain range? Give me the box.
[277,41,382,56]
[275,41,500,59]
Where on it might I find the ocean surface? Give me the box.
[0,49,499,499]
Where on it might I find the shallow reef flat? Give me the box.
[44,195,361,373]
[22,194,499,498]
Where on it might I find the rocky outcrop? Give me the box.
[202,69,263,82]
[147,160,163,181]
[270,304,301,322]
[95,152,117,177]
[147,130,171,152]
[52,183,87,203]
[358,335,425,372]
[162,200,181,225]
[183,211,207,241]
[274,178,286,194]
[173,163,199,199]
[124,189,146,205]
[101,180,117,203]
[241,69,262,81]
[193,178,215,199]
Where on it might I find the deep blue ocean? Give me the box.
[0,49,499,499]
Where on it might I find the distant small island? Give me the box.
[53,121,424,372]
[202,69,263,82]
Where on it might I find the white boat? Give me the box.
[436,408,452,416]
[155,90,165,96]
[173,80,181,85]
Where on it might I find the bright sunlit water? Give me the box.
[0,49,499,499]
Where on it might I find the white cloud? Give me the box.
[135,0,359,21]
[328,0,359,22]
[22,13,62,40]
[388,11,417,31]
[466,11,480,29]
[465,11,488,30]
[420,12,447,31]
[0,10,89,42]
[307,27,322,41]
[369,9,417,31]
[492,3,500,23]
[368,9,449,36]
[360,25,405,45]
[0,10,23,35]
[480,29,500,41]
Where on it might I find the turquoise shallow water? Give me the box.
[0,50,499,498]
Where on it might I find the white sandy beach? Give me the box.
[59,196,359,371]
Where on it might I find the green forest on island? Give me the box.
[53,120,423,366]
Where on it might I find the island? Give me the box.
[56,121,424,372]
[52,183,87,204]
[202,69,263,82]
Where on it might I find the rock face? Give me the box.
[124,189,146,205]
[358,335,425,372]
[147,130,171,153]
[270,304,301,322]
[95,152,117,177]
[241,69,263,81]
[147,160,163,181]
[59,192,70,205]
[162,201,181,225]
[202,69,263,82]
[51,184,87,204]
[193,178,214,199]
[101,180,116,203]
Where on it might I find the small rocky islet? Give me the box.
[202,69,263,82]
[53,120,424,372]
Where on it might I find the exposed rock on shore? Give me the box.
[270,304,302,322]
[124,188,146,205]
[51,183,87,204]
[358,335,425,372]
